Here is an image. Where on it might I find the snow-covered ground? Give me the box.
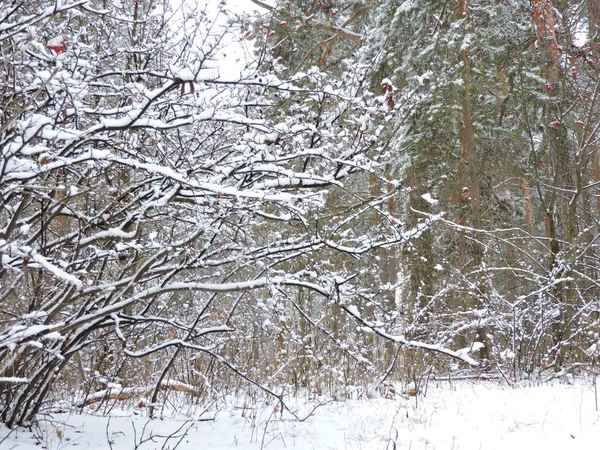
[2,379,599,449]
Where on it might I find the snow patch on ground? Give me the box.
[1,380,599,449]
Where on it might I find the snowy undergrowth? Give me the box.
[2,379,599,450]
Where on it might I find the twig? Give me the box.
[312,22,364,43]
[379,347,401,385]
[260,406,277,450]
[160,420,194,450]
[0,426,16,447]
[295,398,333,422]
[249,0,275,11]
[105,416,114,450]
[595,375,598,412]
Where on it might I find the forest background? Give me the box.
[1,0,600,428]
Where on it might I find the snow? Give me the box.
[0,323,65,350]
[421,192,438,205]
[41,332,63,341]
[347,304,361,318]
[2,380,599,449]
[31,254,82,288]
[0,377,29,384]
[397,0,417,14]
[22,310,48,320]
[79,380,198,406]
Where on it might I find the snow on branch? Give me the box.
[63,276,329,335]
[0,323,65,352]
[123,324,237,358]
[337,295,481,367]
[0,240,82,288]
[313,22,365,44]
[79,380,197,406]
[0,377,29,385]
[33,256,82,288]
[0,0,88,40]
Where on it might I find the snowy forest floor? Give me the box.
[2,378,600,450]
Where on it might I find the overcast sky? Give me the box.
[213,1,286,75]
[187,0,268,74]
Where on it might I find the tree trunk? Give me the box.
[458,0,489,361]
[531,0,577,367]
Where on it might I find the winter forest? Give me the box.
[2,0,600,445]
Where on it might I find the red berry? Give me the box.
[46,36,66,53]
